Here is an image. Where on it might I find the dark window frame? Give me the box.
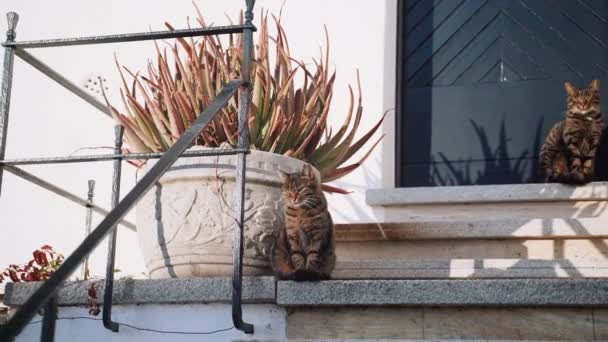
[394,0,406,187]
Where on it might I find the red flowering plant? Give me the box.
[0,245,64,284]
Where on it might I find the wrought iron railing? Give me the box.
[0,0,256,340]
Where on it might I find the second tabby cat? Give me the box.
[271,164,336,281]
[540,80,603,184]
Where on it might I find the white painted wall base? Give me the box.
[14,304,287,342]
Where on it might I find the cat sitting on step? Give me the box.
[271,164,336,281]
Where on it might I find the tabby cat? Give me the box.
[271,164,336,281]
[540,80,603,184]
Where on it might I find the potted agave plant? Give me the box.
[108,7,384,278]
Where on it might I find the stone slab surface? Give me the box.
[422,308,594,340]
[4,276,275,306]
[382,201,608,222]
[337,239,608,261]
[333,259,608,279]
[277,279,608,306]
[335,218,608,241]
[594,309,608,340]
[366,182,608,206]
[282,307,600,340]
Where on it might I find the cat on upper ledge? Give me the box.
[540,79,603,185]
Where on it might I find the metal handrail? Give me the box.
[0,0,256,339]
[1,24,256,49]
[0,80,244,339]
[3,164,136,231]
[0,148,250,165]
[14,49,110,116]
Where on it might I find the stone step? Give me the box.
[336,238,608,261]
[276,279,608,307]
[234,340,570,342]
[335,217,608,241]
[367,182,608,206]
[365,182,608,222]
[283,307,607,341]
[333,259,608,279]
[234,340,584,342]
[4,277,276,306]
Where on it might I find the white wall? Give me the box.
[15,304,286,341]
[0,0,391,279]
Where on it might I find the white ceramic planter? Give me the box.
[136,147,315,278]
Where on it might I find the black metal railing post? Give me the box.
[102,125,123,332]
[82,180,95,280]
[40,295,57,342]
[0,12,18,198]
[231,0,255,334]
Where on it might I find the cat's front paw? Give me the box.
[547,171,561,182]
[290,254,306,271]
[294,269,325,282]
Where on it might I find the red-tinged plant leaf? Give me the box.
[339,111,388,166]
[292,91,333,159]
[310,85,355,161]
[164,22,192,56]
[322,134,385,182]
[109,8,382,193]
[88,283,97,298]
[9,271,19,282]
[33,251,43,265]
[40,253,48,266]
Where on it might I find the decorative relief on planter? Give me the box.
[136,148,311,278]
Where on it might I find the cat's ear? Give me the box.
[301,164,314,179]
[278,169,289,183]
[565,82,577,96]
[590,79,600,91]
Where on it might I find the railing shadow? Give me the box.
[154,183,177,278]
[464,181,608,279]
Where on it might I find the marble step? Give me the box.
[333,259,608,279]
[365,182,608,222]
[234,340,571,342]
[283,307,607,341]
[234,340,581,342]
[335,218,608,241]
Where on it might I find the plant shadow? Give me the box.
[431,117,544,186]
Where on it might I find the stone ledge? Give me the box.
[335,217,608,241]
[233,340,590,342]
[333,259,608,279]
[276,279,608,306]
[4,277,275,306]
[366,182,608,206]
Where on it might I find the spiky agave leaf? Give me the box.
[110,8,383,193]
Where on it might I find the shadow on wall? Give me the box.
[468,181,608,278]
[431,118,544,186]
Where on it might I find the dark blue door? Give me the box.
[397,0,608,187]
